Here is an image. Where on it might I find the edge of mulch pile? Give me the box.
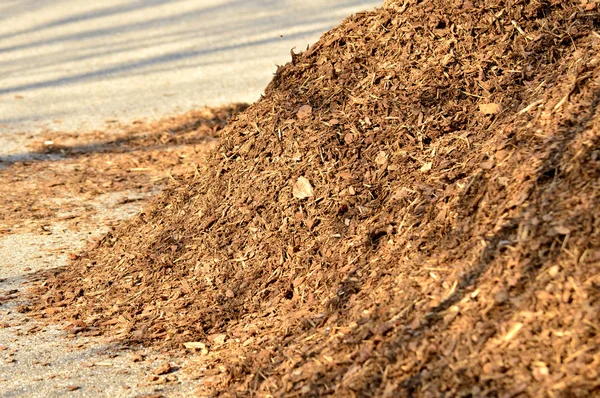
[30,1,600,396]
[0,105,247,236]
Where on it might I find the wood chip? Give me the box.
[297,105,313,120]
[20,3,600,396]
[153,362,173,375]
[183,342,207,350]
[479,103,502,114]
[293,176,314,199]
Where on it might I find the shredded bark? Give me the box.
[29,0,600,396]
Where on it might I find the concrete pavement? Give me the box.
[0,0,380,136]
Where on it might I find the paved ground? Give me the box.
[0,0,379,135]
[0,1,379,396]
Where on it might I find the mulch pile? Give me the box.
[30,0,600,396]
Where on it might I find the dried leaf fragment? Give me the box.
[297,105,313,120]
[209,333,227,345]
[293,176,314,199]
[420,162,432,172]
[375,151,388,165]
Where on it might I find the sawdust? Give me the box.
[27,0,600,396]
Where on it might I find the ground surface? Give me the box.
[0,1,379,396]
[26,1,599,396]
[4,1,600,397]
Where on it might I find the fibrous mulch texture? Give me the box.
[30,0,600,396]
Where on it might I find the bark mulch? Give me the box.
[28,0,600,396]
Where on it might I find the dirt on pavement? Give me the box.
[0,105,246,237]
[15,0,600,396]
[0,105,245,397]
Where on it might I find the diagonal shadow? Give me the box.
[0,0,249,55]
[0,103,248,168]
[0,0,184,42]
[0,12,345,77]
[0,0,360,56]
[0,0,48,23]
[0,27,326,95]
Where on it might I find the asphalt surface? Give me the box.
[0,0,380,135]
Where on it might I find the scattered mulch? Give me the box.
[29,0,600,397]
[0,105,246,236]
